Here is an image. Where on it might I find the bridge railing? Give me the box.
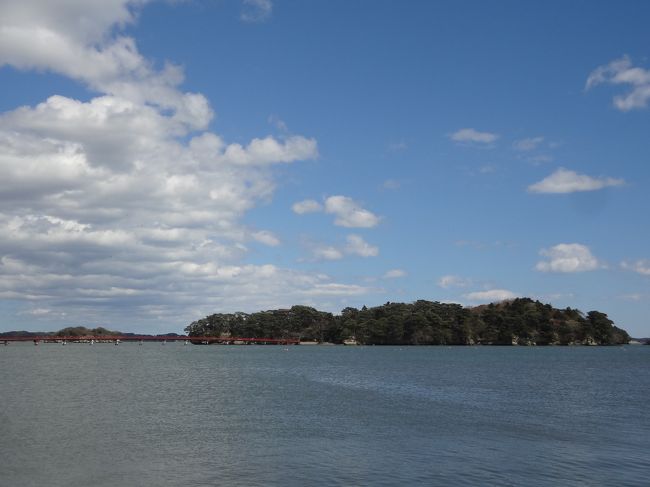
[1,335,300,345]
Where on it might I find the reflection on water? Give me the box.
[1,344,648,486]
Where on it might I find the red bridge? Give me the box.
[1,335,300,345]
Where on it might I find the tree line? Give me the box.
[185,298,630,345]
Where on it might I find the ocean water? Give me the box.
[0,344,648,486]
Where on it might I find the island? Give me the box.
[185,297,630,346]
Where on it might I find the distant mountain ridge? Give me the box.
[0,327,181,338]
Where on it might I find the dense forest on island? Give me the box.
[185,298,630,346]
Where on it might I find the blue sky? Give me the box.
[0,0,649,336]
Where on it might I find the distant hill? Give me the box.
[186,298,630,346]
[0,327,184,339]
[0,330,43,338]
[0,326,121,338]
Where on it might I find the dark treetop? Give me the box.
[185,298,630,346]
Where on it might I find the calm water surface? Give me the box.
[1,344,648,486]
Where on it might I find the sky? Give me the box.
[0,0,649,336]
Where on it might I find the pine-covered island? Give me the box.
[185,298,631,346]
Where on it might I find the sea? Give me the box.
[0,343,648,486]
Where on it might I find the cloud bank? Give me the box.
[0,0,374,332]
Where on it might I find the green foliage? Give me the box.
[185,298,630,346]
[55,326,120,337]
[185,306,336,341]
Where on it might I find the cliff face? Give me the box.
[186,298,630,346]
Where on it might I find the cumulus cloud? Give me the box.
[0,0,378,333]
[324,195,380,228]
[587,55,650,111]
[528,168,624,194]
[312,246,344,261]
[345,235,379,257]
[621,260,650,276]
[437,275,471,289]
[251,230,280,247]
[294,195,380,228]
[241,0,272,23]
[0,0,213,130]
[292,199,323,214]
[464,289,518,302]
[536,243,602,273]
[449,128,498,144]
[383,269,406,279]
[219,135,318,166]
[310,235,379,261]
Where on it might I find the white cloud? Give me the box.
[587,56,650,111]
[528,168,624,194]
[464,289,518,302]
[27,308,54,316]
[324,195,380,228]
[292,199,323,214]
[513,136,544,151]
[536,243,602,273]
[251,230,280,247]
[293,195,380,228]
[437,275,471,289]
[310,235,379,261]
[219,135,318,166]
[312,246,344,261]
[301,283,370,296]
[621,260,650,276]
[0,1,145,45]
[383,269,406,279]
[0,0,379,333]
[241,0,272,23]
[449,128,499,144]
[0,1,213,131]
[345,235,379,257]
